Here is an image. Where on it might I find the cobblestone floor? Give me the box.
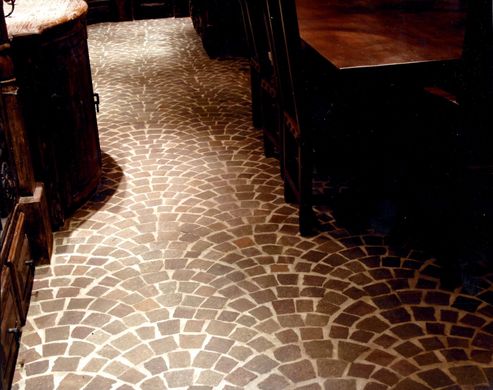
[12,17,493,390]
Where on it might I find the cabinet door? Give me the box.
[6,211,34,324]
[0,268,22,390]
[41,20,102,218]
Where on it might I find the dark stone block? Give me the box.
[416,278,437,289]
[364,282,391,296]
[397,291,422,304]
[411,306,436,321]
[381,256,401,267]
[425,291,450,306]
[372,294,401,309]
[417,368,454,388]
[452,296,482,312]
[381,308,411,324]
[441,348,469,362]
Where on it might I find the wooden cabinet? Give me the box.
[0,210,32,390]
[8,2,102,228]
[0,267,22,390]
[0,166,50,390]
[0,176,45,390]
[0,79,22,390]
[1,3,53,389]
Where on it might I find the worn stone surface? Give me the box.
[11,16,493,390]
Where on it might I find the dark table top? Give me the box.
[296,0,466,70]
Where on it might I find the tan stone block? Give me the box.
[57,374,91,390]
[52,357,80,372]
[164,369,195,388]
[278,360,316,383]
[123,344,154,365]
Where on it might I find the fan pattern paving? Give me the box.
[11,17,493,390]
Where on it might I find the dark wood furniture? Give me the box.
[423,0,492,156]
[86,0,133,23]
[85,0,189,23]
[0,110,18,232]
[263,0,466,235]
[189,0,246,58]
[264,0,316,235]
[0,199,48,390]
[132,0,174,19]
[1,4,53,389]
[134,0,190,19]
[0,262,22,390]
[172,0,190,17]
[238,0,281,159]
[458,0,493,164]
[6,0,102,229]
[296,0,464,73]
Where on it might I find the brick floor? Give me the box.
[12,17,493,389]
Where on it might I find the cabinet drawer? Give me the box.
[6,212,34,325]
[1,268,22,390]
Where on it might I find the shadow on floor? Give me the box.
[62,152,125,230]
[314,87,493,294]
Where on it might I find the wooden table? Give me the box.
[291,0,468,236]
[296,0,465,84]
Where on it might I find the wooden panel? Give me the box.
[6,212,34,324]
[0,90,19,235]
[19,184,53,265]
[1,81,35,196]
[0,268,21,390]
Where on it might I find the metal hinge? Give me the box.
[8,326,21,344]
[94,93,100,113]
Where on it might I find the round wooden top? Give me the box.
[5,0,87,37]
